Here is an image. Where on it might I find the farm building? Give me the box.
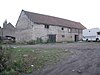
[15,10,86,43]
[0,20,16,43]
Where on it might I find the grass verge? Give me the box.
[0,46,71,75]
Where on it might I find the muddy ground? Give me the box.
[14,42,100,75]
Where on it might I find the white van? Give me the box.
[83,28,100,42]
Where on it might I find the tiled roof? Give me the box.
[23,10,86,29]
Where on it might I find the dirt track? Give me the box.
[17,42,100,75]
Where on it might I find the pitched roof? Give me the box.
[3,22,15,30]
[23,10,86,29]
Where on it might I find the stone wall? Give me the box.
[15,11,83,42]
[32,23,83,42]
[0,23,15,38]
[15,11,34,42]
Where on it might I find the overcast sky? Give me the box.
[0,0,100,29]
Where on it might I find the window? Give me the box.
[62,35,65,38]
[97,32,100,35]
[45,25,49,29]
[61,27,64,30]
[68,28,71,33]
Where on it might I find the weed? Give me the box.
[0,45,71,75]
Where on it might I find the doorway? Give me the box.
[75,35,79,42]
[48,34,56,43]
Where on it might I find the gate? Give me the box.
[48,34,56,43]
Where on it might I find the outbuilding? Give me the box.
[15,10,86,43]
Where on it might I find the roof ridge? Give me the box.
[23,10,79,23]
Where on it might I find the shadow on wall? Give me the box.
[0,36,15,44]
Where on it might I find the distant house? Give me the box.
[0,20,16,42]
[15,10,86,42]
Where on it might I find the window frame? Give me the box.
[45,25,49,29]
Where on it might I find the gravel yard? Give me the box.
[13,42,100,75]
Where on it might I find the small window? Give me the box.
[68,28,71,33]
[62,35,65,38]
[97,32,100,35]
[61,27,64,30]
[45,25,49,29]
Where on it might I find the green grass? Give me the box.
[1,46,71,74]
[12,48,71,70]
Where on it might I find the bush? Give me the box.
[0,45,15,75]
[0,40,3,44]
[0,45,36,74]
[0,45,26,75]
[27,38,43,45]
[27,40,36,45]
[36,38,43,44]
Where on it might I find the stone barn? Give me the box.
[15,10,86,43]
